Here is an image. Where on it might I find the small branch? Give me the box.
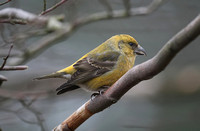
[0,44,13,70]
[0,19,27,25]
[74,0,164,26]
[0,0,11,6]
[39,0,68,16]
[43,0,47,12]
[9,25,72,65]
[0,65,28,71]
[53,14,200,131]
[0,8,48,25]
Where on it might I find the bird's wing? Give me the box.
[56,51,120,93]
[70,51,120,84]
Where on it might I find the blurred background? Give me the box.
[0,0,200,131]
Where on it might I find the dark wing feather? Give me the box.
[56,51,120,94]
[70,51,120,84]
[56,85,80,95]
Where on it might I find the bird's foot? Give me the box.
[91,90,105,101]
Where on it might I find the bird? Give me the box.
[34,34,146,95]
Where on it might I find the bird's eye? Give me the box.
[128,42,137,50]
[128,42,134,46]
[128,42,137,48]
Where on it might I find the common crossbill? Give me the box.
[35,34,146,95]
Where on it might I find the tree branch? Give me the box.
[0,19,27,25]
[0,8,48,25]
[74,0,164,26]
[53,14,200,131]
[0,44,28,71]
[0,44,28,85]
[0,65,28,71]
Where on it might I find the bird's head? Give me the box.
[113,34,146,56]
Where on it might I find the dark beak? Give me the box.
[134,45,146,56]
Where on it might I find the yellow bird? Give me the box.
[35,34,146,95]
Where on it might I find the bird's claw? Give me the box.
[91,90,105,101]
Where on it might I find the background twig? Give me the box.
[0,0,11,6]
[43,0,47,12]
[0,65,28,71]
[0,44,13,70]
[39,0,68,16]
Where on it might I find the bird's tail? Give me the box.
[33,72,68,80]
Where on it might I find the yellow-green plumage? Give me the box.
[35,34,146,95]
[85,54,134,91]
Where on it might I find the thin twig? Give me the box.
[0,0,11,6]
[0,44,13,70]
[0,65,28,71]
[39,0,68,16]
[43,0,47,12]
